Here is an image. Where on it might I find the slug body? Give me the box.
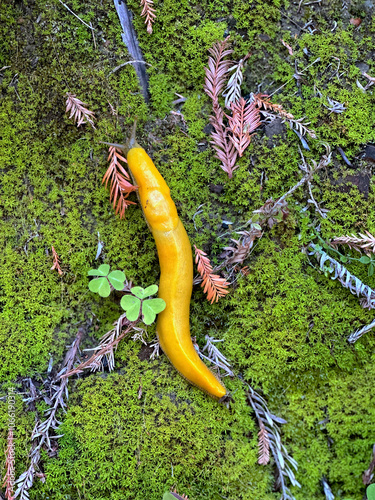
[127,146,226,399]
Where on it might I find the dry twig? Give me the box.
[251,93,316,139]
[61,315,134,378]
[247,385,300,499]
[258,422,270,466]
[223,198,288,268]
[194,246,230,303]
[280,39,293,56]
[362,72,375,90]
[102,146,137,218]
[57,0,96,31]
[363,444,375,485]
[222,147,330,272]
[348,317,375,344]
[194,335,234,377]
[65,93,95,128]
[310,244,375,310]
[322,477,335,500]
[14,330,83,499]
[223,227,262,266]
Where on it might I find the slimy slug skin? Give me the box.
[126,145,227,399]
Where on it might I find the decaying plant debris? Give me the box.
[14,330,83,499]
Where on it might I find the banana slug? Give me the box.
[109,125,227,399]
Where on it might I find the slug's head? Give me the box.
[100,120,141,154]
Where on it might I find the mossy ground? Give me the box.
[1,0,375,498]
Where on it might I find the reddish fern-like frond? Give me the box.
[258,424,270,465]
[252,93,316,138]
[227,97,261,157]
[204,38,238,178]
[3,428,15,500]
[140,0,156,34]
[65,92,96,129]
[331,231,375,255]
[204,37,233,103]
[50,246,63,276]
[252,93,294,120]
[102,146,137,219]
[194,246,230,304]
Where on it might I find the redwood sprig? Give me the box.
[14,330,83,500]
[204,38,238,178]
[50,246,63,276]
[140,0,156,34]
[251,93,316,139]
[61,317,134,378]
[331,231,375,255]
[222,54,250,109]
[227,97,261,157]
[3,429,15,500]
[251,93,294,120]
[194,246,230,304]
[102,146,137,219]
[65,92,95,129]
[258,422,270,465]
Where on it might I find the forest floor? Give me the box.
[1,0,375,499]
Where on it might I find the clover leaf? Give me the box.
[88,265,126,297]
[120,285,166,324]
[163,494,176,500]
[88,264,110,277]
[359,255,371,264]
[369,263,375,277]
[163,493,185,500]
[108,270,126,290]
[120,295,141,321]
[131,285,159,299]
[142,298,166,325]
[88,276,111,297]
[367,484,375,500]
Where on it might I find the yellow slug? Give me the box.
[119,126,227,399]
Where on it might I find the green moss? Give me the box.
[148,73,174,117]
[34,362,271,500]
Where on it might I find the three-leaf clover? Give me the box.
[359,255,375,277]
[367,484,375,500]
[121,285,166,325]
[88,264,126,297]
[163,492,186,500]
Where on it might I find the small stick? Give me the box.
[348,318,375,344]
[89,22,97,50]
[363,444,375,485]
[57,0,96,31]
[60,325,133,378]
[107,60,151,77]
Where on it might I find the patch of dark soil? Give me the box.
[138,342,157,361]
[330,171,371,198]
[209,183,224,194]
[264,118,286,147]
[363,144,375,162]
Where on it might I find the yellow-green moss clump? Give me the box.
[1,0,375,498]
